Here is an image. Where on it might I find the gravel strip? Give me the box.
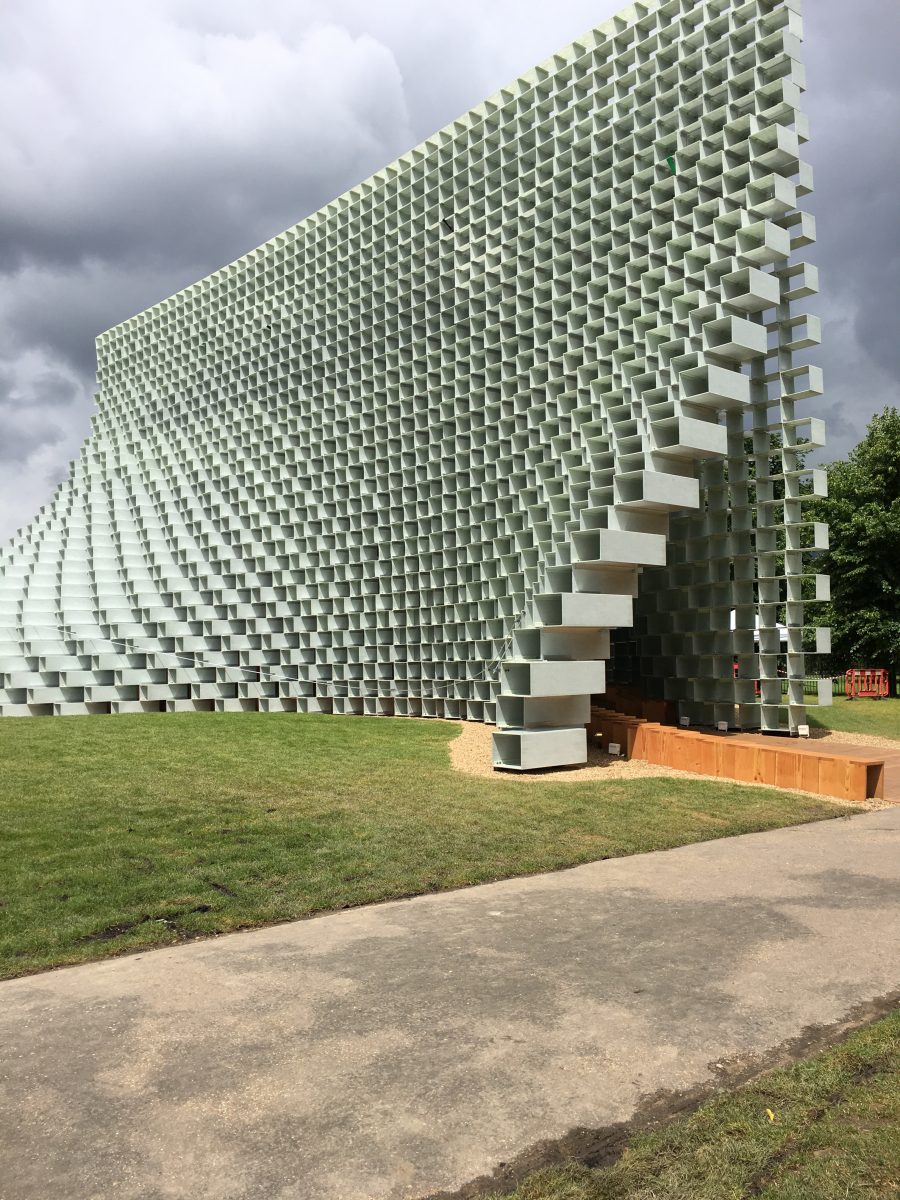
[449,719,689,783]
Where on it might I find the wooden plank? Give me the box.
[621,723,885,803]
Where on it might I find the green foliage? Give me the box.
[0,713,844,979]
[812,407,900,676]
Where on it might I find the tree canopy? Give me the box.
[812,407,900,678]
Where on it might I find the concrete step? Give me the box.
[492,726,587,771]
[497,693,591,729]
[570,528,667,568]
[613,470,700,513]
[533,591,633,629]
[500,659,605,698]
[513,627,610,662]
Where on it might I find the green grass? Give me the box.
[0,713,848,979]
[809,696,900,741]
[493,1009,900,1200]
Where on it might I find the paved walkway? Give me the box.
[3,808,900,1200]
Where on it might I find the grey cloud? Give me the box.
[804,0,900,458]
[0,0,430,537]
[18,370,79,411]
[0,367,73,463]
[1,262,207,375]
[0,10,415,276]
[0,422,65,466]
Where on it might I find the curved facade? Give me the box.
[0,0,828,769]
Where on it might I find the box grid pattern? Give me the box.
[0,0,827,768]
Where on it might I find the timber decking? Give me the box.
[589,708,888,803]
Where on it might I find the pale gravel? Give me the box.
[808,726,900,752]
[449,718,691,784]
[446,720,894,810]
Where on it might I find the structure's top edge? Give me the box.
[97,0,672,341]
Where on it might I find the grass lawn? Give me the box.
[809,695,900,741]
[493,1009,900,1200]
[0,713,849,979]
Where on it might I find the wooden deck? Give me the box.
[588,708,889,803]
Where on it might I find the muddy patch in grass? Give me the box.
[78,905,214,944]
[422,990,900,1200]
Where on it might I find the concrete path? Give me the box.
[3,808,900,1200]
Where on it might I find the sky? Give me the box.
[1,0,898,541]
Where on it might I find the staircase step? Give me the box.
[497,693,591,729]
[513,627,611,661]
[500,659,605,697]
[492,726,587,771]
[546,565,639,596]
[654,414,729,460]
[534,591,633,628]
[571,528,667,567]
[613,471,700,512]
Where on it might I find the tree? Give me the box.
[811,407,900,688]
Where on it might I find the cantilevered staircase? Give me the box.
[492,485,693,770]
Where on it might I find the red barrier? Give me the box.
[845,669,889,700]
[734,661,761,697]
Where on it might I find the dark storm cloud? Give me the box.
[803,0,900,457]
[0,0,897,537]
